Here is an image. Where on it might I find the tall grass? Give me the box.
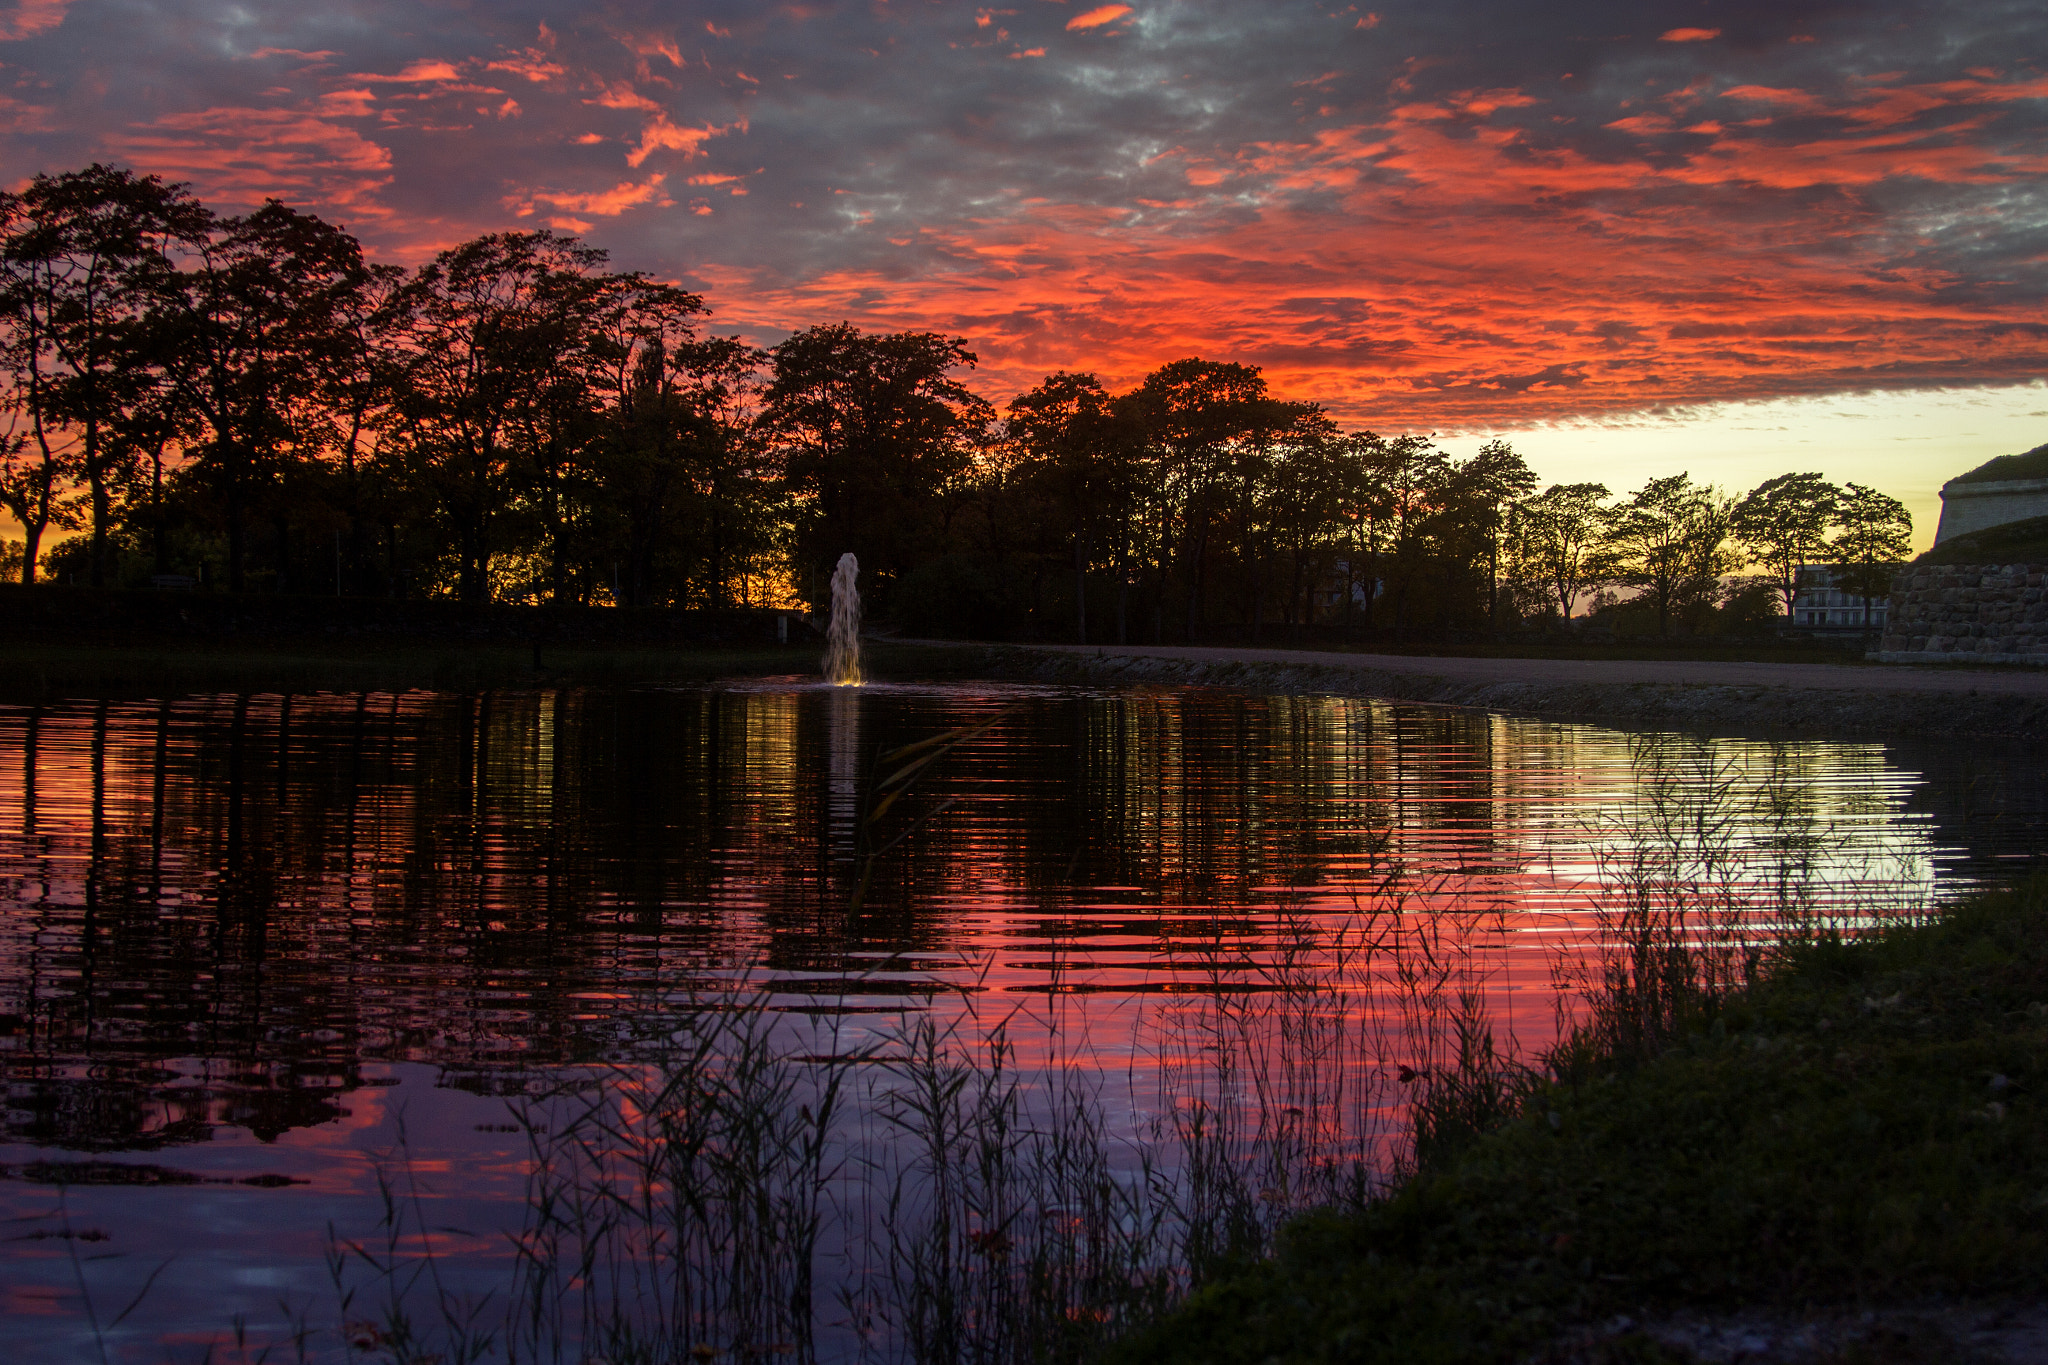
[318,898,1427,1365]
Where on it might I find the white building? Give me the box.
[1791,564,1888,632]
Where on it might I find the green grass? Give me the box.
[1112,882,2048,1365]
[1913,515,2048,568]
[0,638,988,701]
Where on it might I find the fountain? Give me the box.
[824,552,863,686]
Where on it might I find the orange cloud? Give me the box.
[1659,28,1720,42]
[519,174,672,218]
[630,33,685,68]
[1066,6,1132,31]
[112,105,393,217]
[1720,84,1829,113]
[487,52,566,83]
[353,58,465,84]
[627,116,729,167]
[245,47,338,62]
[60,9,2045,438]
[673,68,2048,430]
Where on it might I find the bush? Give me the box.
[1713,577,1781,636]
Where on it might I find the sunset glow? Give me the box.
[4,0,2042,542]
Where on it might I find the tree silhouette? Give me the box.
[1732,471,1841,618]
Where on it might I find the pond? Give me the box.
[0,678,2041,1362]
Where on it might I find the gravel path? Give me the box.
[1016,642,2048,697]
[929,641,2048,740]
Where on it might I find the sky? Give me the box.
[5,0,2046,548]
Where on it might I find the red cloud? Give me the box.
[1659,28,1721,43]
[0,0,66,41]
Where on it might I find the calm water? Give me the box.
[0,679,2041,1360]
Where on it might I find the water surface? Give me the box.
[0,680,2038,1359]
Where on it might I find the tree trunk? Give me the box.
[88,466,110,589]
[1488,531,1501,635]
[227,491,246,594]
[1074,530,1087,645]
[20,523,44,585]
[150,444,169,574]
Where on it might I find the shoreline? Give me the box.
[1114,880,2048,1365]
[8,625,2045,742]
[950,640,2048,741]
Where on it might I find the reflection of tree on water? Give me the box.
[0,685,2011,1153]
[827,685,860,856]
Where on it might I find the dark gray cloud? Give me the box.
[0,0,2042,420]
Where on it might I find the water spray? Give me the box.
[824,553,863,686]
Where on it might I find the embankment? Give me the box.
[961,642,2048,741]
[1113,881,2048,1365]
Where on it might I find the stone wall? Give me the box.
[1878,563,2048,664]
[1934,477,2048,544]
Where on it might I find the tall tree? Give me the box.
[765,323,991,604]
[1603,473,1738,636]
[166,200,370,591]
[0,192,75,583]
[390,231,609,605]
[1374,434,1449,633]
[1507,482,1612,623]
[0,165,207,585]
[1732,471,1841,618]
[588,279,770,607]
[1128,358,1307,640]
[1831,483,1913,638]
[1007,371,1126,643]
[0,399,77,584]
[1437,438,1537,631]
[319,261,408,596]
[1267,430,1351,640]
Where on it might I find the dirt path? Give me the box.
[921,641,2048,739]
[1014,642,2048,698]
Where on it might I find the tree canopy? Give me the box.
[0,165,1921,645]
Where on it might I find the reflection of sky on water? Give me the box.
[0,683,2040,1357]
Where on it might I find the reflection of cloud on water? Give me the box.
[1,682,2043,1357]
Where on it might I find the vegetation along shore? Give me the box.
[1116,879,2048,1365]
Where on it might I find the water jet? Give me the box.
[824,552,863,686]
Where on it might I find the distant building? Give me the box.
[1935,442,2048,545]
[1791,564,1887,632]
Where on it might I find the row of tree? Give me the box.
[0,165,1913,640]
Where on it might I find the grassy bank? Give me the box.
[0,637,987,701]
[1114,881,2048,1365]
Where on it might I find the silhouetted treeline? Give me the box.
[0,166,1912,640]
